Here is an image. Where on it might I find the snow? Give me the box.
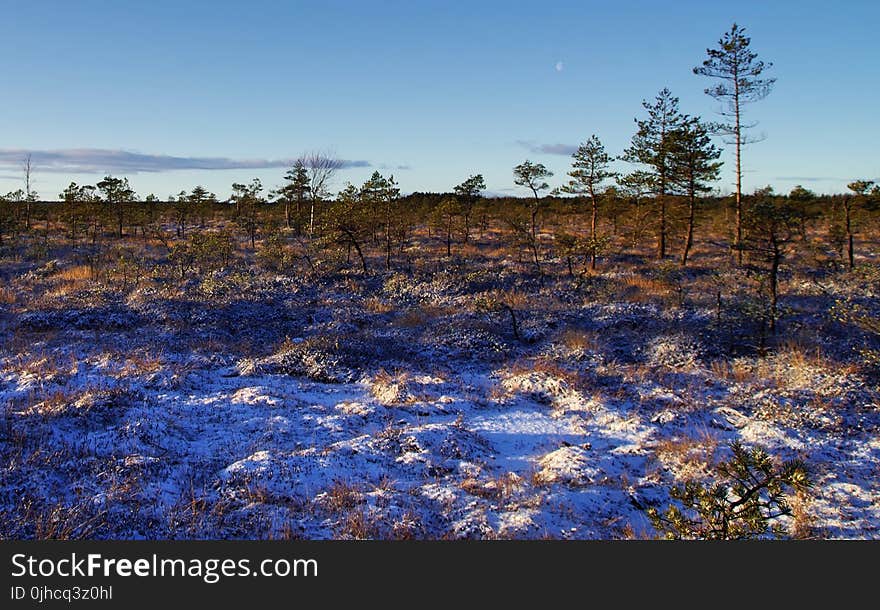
[2,264,879,539]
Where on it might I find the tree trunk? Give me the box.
[528,187,542,242]
[590,193,598,271]
[734,69,743,266]
[501,304,520,341]
[770,246,780,333]
[682,189,696,266]
[385,234,392,270]
[531,201,538,241]
[845,203,854,269]
[530,238,541,278]
[351,237,367,273]
[658,196,667,259]
[847,233,854,269]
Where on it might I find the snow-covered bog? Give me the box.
[1,247,879,540]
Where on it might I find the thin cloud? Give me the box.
[0,148,370,174]
[516,140,577,156]
[555,61,564,72]
[774,176,839,182]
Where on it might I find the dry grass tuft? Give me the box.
[337,508,380,539]
[390,511,423,540]
[653,429,719,481]
[14,498,106,539]
[790,490,818,539]
[395,308,428,328]
[323,480,362,512]
[617,273,668,303]
[53,265,92,282]
[0,286,17,304]
[364,296,394,314]
[370,368,414,406]
[460,472,522,502]
[709,359,756,384]
[557,328,601,352]
[47,265,93,297]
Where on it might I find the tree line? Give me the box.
[1,24,877,280]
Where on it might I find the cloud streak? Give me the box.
[0,148,370,174]
[773,176,841,183]
[516,140,577,156]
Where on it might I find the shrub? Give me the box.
[192,231,235,272]
[647,442,811,540]
[256,231,291,273]
[830,296,880,370]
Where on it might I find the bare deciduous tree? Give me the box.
[23,154,37,231]
[300,152,344,237]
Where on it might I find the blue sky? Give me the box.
[1,0,877,199]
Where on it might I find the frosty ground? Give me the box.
[1,246,879,539]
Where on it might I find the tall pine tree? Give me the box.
[694,23,775,264]
[621,88,685,259]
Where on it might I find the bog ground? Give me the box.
[1,211,878,539]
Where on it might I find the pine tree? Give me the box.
[453,174,486,242]
[695,23,775,264]
[621,88,685,259]
[279,160,311,232]
[648,442,810,540]
[59,182,97,243]
[362,171,402,269]
[742,195,799,334]
[561,135,616,270]
[669,116,722,266]
[431,197,462,257]
[321,183,370,272]
[513,160,553,241]
[96,175,136,238]
[843,180,875,269]
[231,178,264,249]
